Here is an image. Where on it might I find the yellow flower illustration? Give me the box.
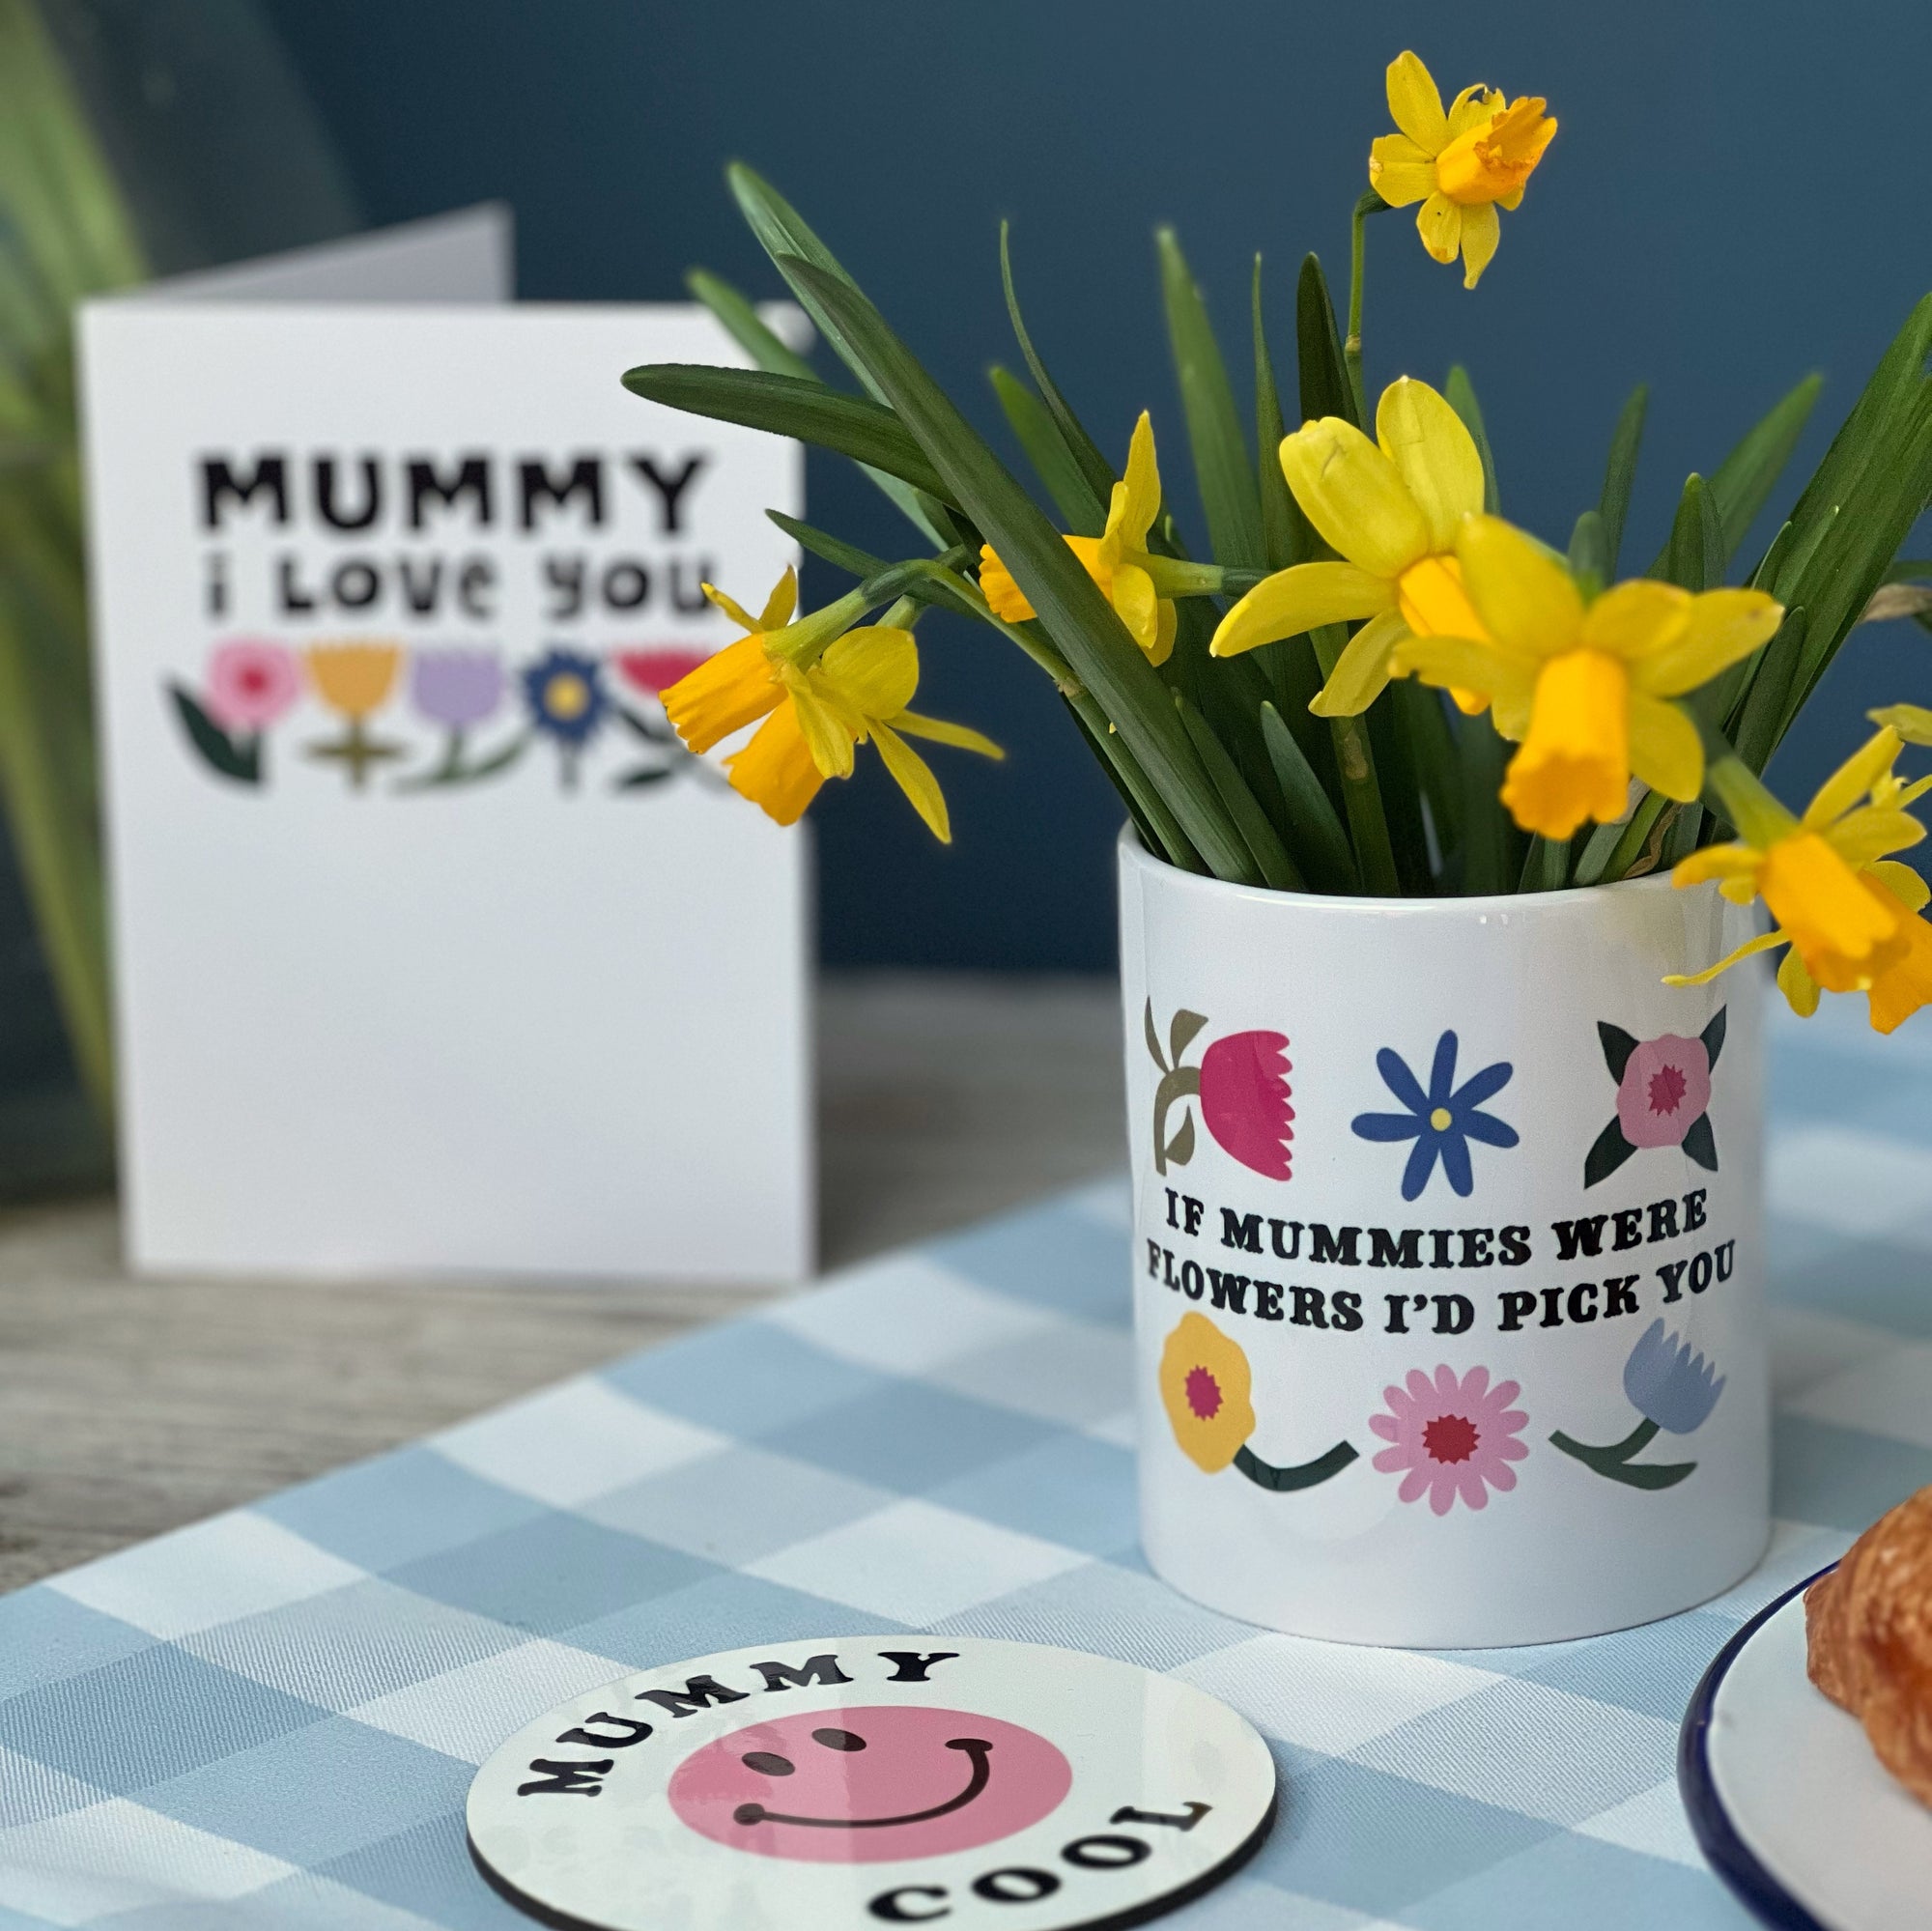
[307,641,402,719]
[1392,516,1783,840]
[1368,51,1555,289]
[1211,377,1487,716]
[664,570,1001,839]
[1158,1311,1257,1474]
[979,411,1177,666]
[1669,724,1932,1033]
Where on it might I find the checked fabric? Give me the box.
[2,998,1930,1928]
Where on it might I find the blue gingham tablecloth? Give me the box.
[3,1000,1930,1930]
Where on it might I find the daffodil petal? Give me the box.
[1627,691,1705,804]
[1393,633,1537,729]
[1662,928,1787,987]
[1868,900,1932,1034]
[1210,561,1395,658]
[1870,702,1932,747]
[870,723,951,842]
[891,710,1005,758]
[1635,588,1785,696]
[978,545,1037,623]
[789,678,856,779]
[1368,133,1436,207]
[1871,858,1932,913]
[1446,83,1504,138]
[818,625,920,720]
[1309,609,1411,717]
[757,567,799,631]
[702,582,762,633]
[1122,411,1161,547]
[1456,514,1585,657]
[1829,808,1926,867]
[1776,943,1822,1017]
[1376,378,1484,551]
[724,704,823,826]
[663,635,781,753]
[1150,595,1177,667]
[1385,51,1449,153]
[1111,562,1160,655]
[1672,843,1762,888]
[1279,418,1431,578]
[1804,726,1903,830]
[1498,184,1525,211]
[1580,580,1690,659]
[1416,191,1463,265]
[1459,201,1499,289]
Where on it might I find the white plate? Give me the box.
[1680,1566,1932,1929]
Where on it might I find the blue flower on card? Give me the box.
[1352,1031,1518,1201]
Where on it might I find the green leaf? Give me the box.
[1259,700,1356,893]
[1445,364,1499,514]
[1294,254,1356,428]
[722,163,954,545]
[1064,693,1196,869]
[685,268,814,382]
[1728,605,1807,774]
[1176,693,1301,889]
[765,508,885,578]
[988,364,1102,534]
[1568,509,1608,595]
[1658,474,1721,591]
[1309,623,1399,895]
[1157,227,1264,570]
[169,684,259,784]
[621,363,952,504]
[1395,681,1462,879]
[1707,374,1821,568]
[1456,708,1517,895]
[779,254,1255,882]
[999,223,1116,518]
[1597,384,1648,579]
[1252,258,1297,572]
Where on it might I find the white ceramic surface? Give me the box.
[467,1635,1276,1931]
[1689,1577,1932,1929]
[1119,833,1771,1646]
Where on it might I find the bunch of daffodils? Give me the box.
[632,48,1932,1033]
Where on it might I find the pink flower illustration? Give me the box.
[1370,1365,1529,1515]
[1199,1030,1293,1179]
[205,639,301,732]
[1615,1033,1713,1150]
[615,646,709,696]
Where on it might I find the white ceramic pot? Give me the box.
[1119,830,1771,1647]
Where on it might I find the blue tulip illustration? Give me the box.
[1550,1320,1724,1490]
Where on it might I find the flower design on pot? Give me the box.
[168,639,301,784]
[1370,1365,1529,1514]
[522,647,610,789]
[1550,1319,1723,1490]
[400,649,525,789]
[1351,1031,1517,1200]
[1584,1010,1724,1187]
[615,646,709,696]
[1143,1002,1293,1179]
[306,641,405,789]
[1158,1312,1357,1491]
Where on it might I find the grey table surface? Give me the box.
[0,973,1124,1592]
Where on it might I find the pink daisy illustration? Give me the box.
[1369,1365,1529,1515]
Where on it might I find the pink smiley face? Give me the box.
[667,1705,1072,1862]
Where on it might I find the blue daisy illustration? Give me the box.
[521,647,609,788]
[1352,1031,1518,1200]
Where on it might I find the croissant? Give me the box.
[1804,1484,1932,1807]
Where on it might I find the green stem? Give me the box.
[1312,624,1400,895]
[1235,1438,1359,1492]
[1549,1416,1698,1491]
[1345,192,1387,426]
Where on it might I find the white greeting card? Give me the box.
[80,211,811,1282]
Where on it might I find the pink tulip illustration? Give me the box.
[205,639,301,731]
[1145,1003,1294,1180]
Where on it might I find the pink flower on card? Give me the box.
[1614,1033,1713,1150]
[1370,1365,1529,1515]
[205,639,301,731]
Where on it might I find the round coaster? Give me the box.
[468,1634,1277,1931]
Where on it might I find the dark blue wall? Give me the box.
[261,0,1932,969]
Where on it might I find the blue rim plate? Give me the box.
[1680,1560,1932,1931]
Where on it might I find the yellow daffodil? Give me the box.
[663,569,1002,839]
[1669,726,1932,1034]
[979,411,1176,665]
[1211,377,1488,715]
[1390,516,1783,840]
[1158,1312,1256,1474]
[1368,51,1556,289]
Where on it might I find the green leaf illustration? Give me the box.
[168,684,260,784]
